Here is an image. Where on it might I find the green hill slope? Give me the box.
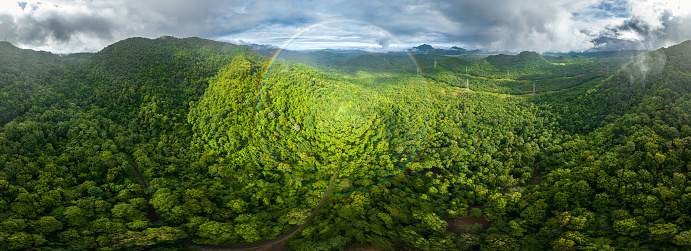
[0,42,67,124]
[0,37,272,249]
[485,51,552,69]
[60,37,262,146]
[1,38,691,251]
[538,40,691,133]
[463,51,554,79]
[438,56,471,72]
[344,54,400,73]
[506,41,691,250]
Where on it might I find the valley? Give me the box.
[1,37,690,250]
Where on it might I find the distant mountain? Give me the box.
[411,44,435,53]
[410,44,479,55]
[247,43,277,51]
[482,51,552,70]
[253,49,368,70]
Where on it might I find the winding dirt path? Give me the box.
[126,158,162,222]
[126,157,339,250]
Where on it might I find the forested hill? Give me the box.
[0,41,57,64]
[1,37,691,251]
[483,51,552,70]
[511,41,691,250]
[345,54,401,72]
[601,40,691,114]
[0,41,67,125]
[537,40,691,133]
[60,37,262,144]
[462,51,554,79]
[438,57,471,72]
[0,37,270,250]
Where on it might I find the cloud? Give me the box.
[0,1,123,53]
[1,0,690,53]
[431,0,619,52]
[620,49,666,85]
[592,0,691,51]
[375,37,390,49]
[0,0,256,53]
[219,0,691,52]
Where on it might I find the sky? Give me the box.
[0,0,690,54]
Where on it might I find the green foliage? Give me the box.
[253,59,428,194]
[1,37,690,250]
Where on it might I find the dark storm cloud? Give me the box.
[0,1,123,52]
[427,0,605,52]
[20,13,114,43]
[375,37,390,48]
[593,10,691,50]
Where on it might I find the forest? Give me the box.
[1,37,690,250]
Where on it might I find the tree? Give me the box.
[648,222,679,242]
[613,218,643,236]
[32,216,63,234]
[673,230,691,246]
[4,232,33,250]
[484,193,507,221]
[235,223,261,243]
[63,206,87,227]
[197,221,236,243]
[482,233,520,251]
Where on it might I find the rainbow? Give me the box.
[255,18,429,195]
[264,18,424,76]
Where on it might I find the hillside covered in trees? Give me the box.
[1,37,690,250]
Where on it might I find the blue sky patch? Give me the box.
[573,0,630,21]
[595,0,630,18]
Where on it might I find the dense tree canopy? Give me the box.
[1,37,690,250]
